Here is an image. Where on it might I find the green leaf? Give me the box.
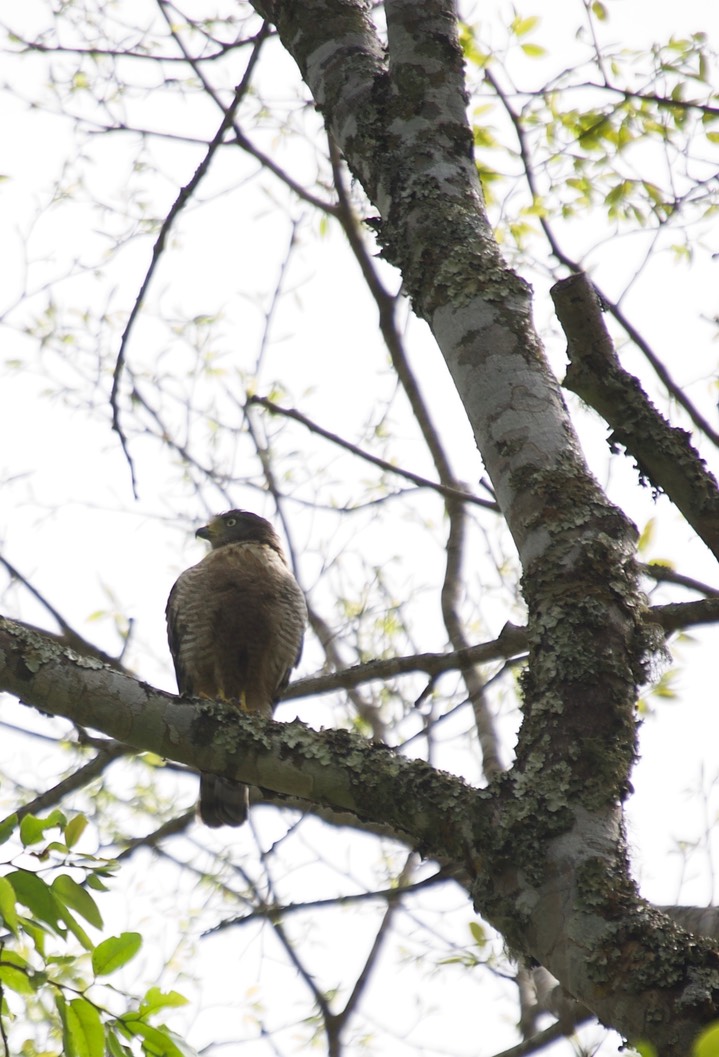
[64,814,89,850]
[85,873,111,893]
[19,915,50,955]
[698,52,709,83]
[634,1043,658,1057]
[71,71,90,91]
[0,814,18,845]
[6,870,63,932]
[511,15,540,37]
[155,1029,200,1057]
[637,518,655,553]
[0,962,35,994]
[120,1017,199,1057]
[20,816,50,848]
[65,998,105,1057]
[55,901,95,952]
[107,1028,133,1057]
[139,987,189,1017]
[520,42,546,58]
[18,816,44,847]
[19,810,67,847]
[0,951,37,995]
[694,1023,719,1057]
[468,920,486,947]
[0,875,19,936]
[92,932,142,976]
[52,875,103,929]
[591,1,608,19]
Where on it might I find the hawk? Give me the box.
[166,510,307,827]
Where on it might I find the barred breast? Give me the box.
[167,541,307,716]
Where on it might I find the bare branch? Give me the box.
[490,1021,575,1057]
[109,23,270,495]
[642,562,719,598]
[248,395,497,510]
[286,595,719,701]
[651,599,719,635]
[115,810,198,860]
[284,622,528,699]
[337,853,417,1025]
[0,554,132,672]
[8,743,128,823]
[206,868,447,933]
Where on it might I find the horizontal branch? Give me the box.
[0,615,483,867]
[651,599,719,635]
[287,599,719,699]
[285,621,528,698]
[206,870,447,934]
[10,743,128,823]
[642,562,719,598]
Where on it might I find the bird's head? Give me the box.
[196,510,282,552]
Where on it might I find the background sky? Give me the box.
[1,1,718,1054]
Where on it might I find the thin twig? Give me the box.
[114,810,196,860]
[248,395,497,510]
[0,554,131,671]
[284,594,719,701]
[8,744,128,823]
[329,132,504,779]
[338,853,417,1027]
[490,1020,575,1057]
[205,868,446,934]
[109,22,270,495]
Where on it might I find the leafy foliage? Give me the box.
[0,814,190,1056]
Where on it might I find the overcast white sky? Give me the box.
[1,1,718,1054]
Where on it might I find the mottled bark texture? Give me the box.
[2,1,719,1052]
[245,0,718,1051]
[0,617,487,861]
[553,272,719,561]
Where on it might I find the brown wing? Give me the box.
[167,540,306,827]
[167,542,305,713]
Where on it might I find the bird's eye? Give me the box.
[225,518,237,527]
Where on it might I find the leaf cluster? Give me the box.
[0,812,190,1057]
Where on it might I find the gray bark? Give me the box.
[1,1,719,1053]
[244,1,719,1052]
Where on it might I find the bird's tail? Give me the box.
[199,774,250,827]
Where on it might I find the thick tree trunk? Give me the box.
[245,0,719,1051]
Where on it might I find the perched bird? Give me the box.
[166,510,307,827]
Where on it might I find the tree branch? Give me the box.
[0,554,131,672]
[242,4,719,1050]
[0,615,482,864]
[109,22,270,496]
[248,395,497,510]
[285,622,527,698]
[285,598,719,700]
[552,272,719,561]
